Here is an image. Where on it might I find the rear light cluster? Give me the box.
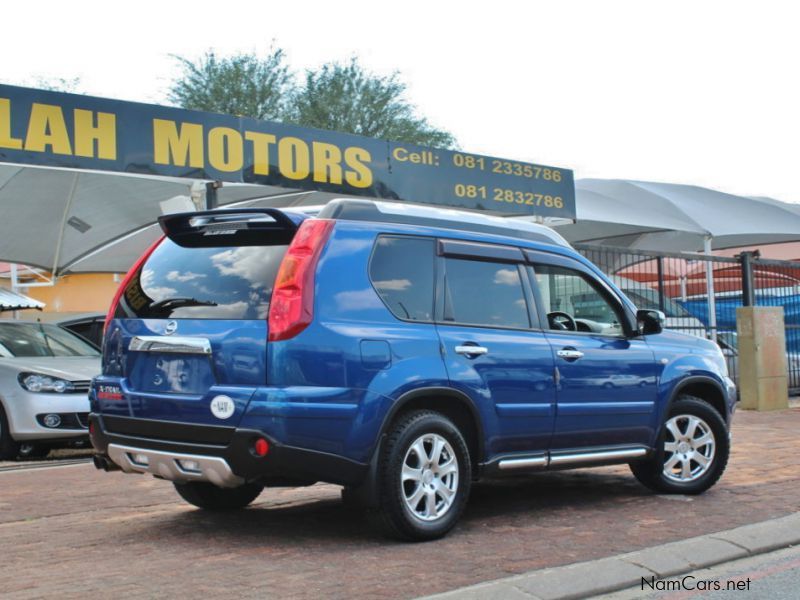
[268,219,335,342]
[103,236,165,337]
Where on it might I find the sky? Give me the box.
[2,0,799,203]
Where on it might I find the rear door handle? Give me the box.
[556,348,584,361]
[455,345,488,357]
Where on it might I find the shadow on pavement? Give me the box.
[119,468,654,546]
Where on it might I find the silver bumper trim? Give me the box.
[107,443,244,488]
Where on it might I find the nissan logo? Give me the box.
[164,320,178,335]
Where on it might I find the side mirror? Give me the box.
[637,309,665,335]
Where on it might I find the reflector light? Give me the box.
[253,438,270,457]
[131,453,150,466]
[268,219,335,342]
[179,459,201,473]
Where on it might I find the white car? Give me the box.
[0,321,100,459]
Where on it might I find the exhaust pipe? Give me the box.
[93,454,120,472]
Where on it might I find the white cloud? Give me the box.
[494,269,519,286]
[374,278,412,291]
[165,270,206,283]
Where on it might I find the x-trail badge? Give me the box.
[164,320,178,335]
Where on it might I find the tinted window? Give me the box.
[0,323,100,357]
[533,264,624,335]
[116,239,288,320]
[443,258,530,328]
[370,236,434,322]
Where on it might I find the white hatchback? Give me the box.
[0,321,100,459]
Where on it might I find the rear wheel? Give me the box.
[631,395,729,494]
[0,404,21,461]
[173,481,263,510]
[374,410,471,541]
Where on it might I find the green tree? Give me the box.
[32,76,82,93]
[290,58,455,148]
[168,48,293,120]
[169,51,456,148]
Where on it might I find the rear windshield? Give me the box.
[115,239,288,320]
[0,322,100,357]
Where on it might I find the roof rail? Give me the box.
[316,199,571,247]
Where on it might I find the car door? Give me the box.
[526,251,658,450]
[435,240,556,457]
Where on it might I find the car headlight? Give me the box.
[18,373,76,393]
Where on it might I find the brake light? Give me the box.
[268,219,335,342]
[103,236,165,337]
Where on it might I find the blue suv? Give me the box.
[90,199,736,540]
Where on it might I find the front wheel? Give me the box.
[173,481,263,510]
[631,395,729,494]
[18,443,51,460]
[374,410,471,541]
[0,404,21,461]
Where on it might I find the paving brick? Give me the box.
[0,407,799,598]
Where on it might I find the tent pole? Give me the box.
[704,236,717,341]
[51,173,80,279]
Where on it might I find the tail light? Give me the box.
[268,219,335,342]
[103,236,165,337]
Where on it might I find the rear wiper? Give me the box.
[149,297,219,311]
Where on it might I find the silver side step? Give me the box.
[497,446,647,471]
[549,447,647,466]
[107,444,244,488]
[497,456,548,471]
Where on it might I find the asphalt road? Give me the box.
[604,544,800,599]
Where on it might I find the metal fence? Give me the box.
[574,244,800,394]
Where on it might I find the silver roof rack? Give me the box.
[316,199,571,247]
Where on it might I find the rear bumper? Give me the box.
[89,413,367,487]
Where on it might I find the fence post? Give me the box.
[738,250,759,307]
[656,256,666,312]
[704,236,717,341]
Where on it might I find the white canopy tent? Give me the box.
[554,179,800,252]
[0,163,330,275]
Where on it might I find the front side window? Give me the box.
[533,264,625,335]
[369,236,435,322]
[443,258,530,329]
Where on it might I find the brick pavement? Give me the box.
[1,407,799,599]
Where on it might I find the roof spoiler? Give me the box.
[158,208,307,247]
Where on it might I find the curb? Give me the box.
[421,512,800,600]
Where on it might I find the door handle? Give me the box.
[455,345,488,357]
[556,348,584,361]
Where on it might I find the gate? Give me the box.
[574,244,800,394]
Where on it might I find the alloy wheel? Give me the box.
[662,414,716,482]
[401,433,459,521]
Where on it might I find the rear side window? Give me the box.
[443,258,530,329]
[369,236,435,322]
[115,239,288,320]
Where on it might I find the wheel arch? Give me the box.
[377,387,484,473]
[669,376,728,421]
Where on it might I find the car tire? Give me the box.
[630,395,729,494]
[17,443,51,460]
[374,410,471,541]
[0,404,21,461]
[173,481,264,510]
